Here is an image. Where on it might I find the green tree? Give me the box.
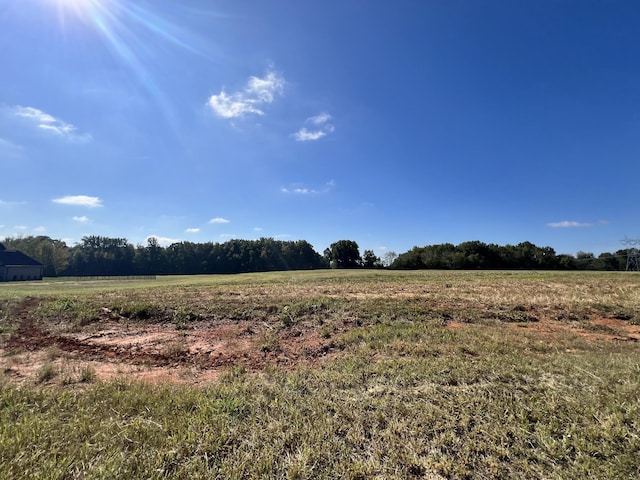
[362,249,381,268]
[66,236,134,275]
[326,240,361,268]
[2,235,70,276]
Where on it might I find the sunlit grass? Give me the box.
[1,270,639,478]
[1,353,638,478]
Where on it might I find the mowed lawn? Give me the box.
[1,270,639,479]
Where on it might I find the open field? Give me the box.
[1,270,639,478]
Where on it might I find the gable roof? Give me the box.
[0,250,43,267]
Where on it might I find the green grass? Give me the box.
[1,270,640,478]
[1,354,638,479]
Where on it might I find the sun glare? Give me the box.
[49,0,87,11]
[41,0,208,135]
[46,0,99,26]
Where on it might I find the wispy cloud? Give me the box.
[185,227,200,233]
[0,199,26,207]
[73,216,90,223]
[53,195,103,208]
[245,72,284,103]
[281,180,335,195]
[308,112,332,125]
[280,186,315,194]
[293,112,335,141]
[207,69,284,119]
[293,129,328,141]
[10,106,92,142]
[209,217,230,224]
[546,220,606,228]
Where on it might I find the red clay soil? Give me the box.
[2,302,639,385]
[1,300,348,384]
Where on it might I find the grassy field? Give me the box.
[1,270,639,479]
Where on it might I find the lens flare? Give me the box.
[46,0,211,136]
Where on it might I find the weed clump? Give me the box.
[35,362,57,383]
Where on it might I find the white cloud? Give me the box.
[34,226,46,233]
[281,187,313,194]
[14,225,27,230]
[207,69,284,119]
[53,195,103,208]
[209,217,230,224]
[281,180,335,195]
[10,106,92,142]
[207,91,264,119]
[546,221,592,228]
[13,106,56,124]
[147,235,181,247]
[308,112,332,125]
[73,216,90,223]
[185,227,200,233]
[294,128,327,141]
[253,227,263,232]
[219,233,237,240]
[293,112,335,141]
[246,71,285,103]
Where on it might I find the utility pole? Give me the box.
[620,237,640,271]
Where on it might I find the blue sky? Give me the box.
[1,0,639,256]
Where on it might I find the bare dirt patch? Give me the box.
[504,314,640,344]
[1,306,347,385]
[0,290,640,384]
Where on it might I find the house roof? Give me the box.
[0,250,43,267]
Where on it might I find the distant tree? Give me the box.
[556,254,577,270]
[326,240,362,268]
[66,236,134,275]
[392,246,425,269]
[2,235,70,276]
[323,248,332,266]
[597,252,622,271]
[392,241,561,270]
[134,237,166,274]
[362,249,382,268]
[574,251,596,270]
[382,251,398,268]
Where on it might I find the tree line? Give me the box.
[1,236,325,276]
[390,240,632,271]
[0,236,634,277]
